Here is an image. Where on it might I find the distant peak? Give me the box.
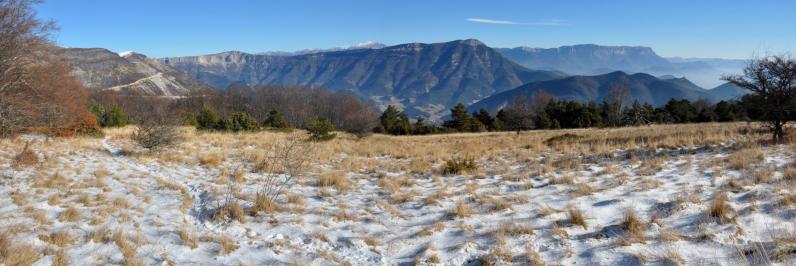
[351,41,386,49]
[118,51,136,57]
[459,39,485,46]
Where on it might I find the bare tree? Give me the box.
[605,81,629,127]
[723,55,796,142]
[0,0,56,95]
[530,90,556,111]
[502,94,534,134]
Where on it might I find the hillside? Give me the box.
[64,48,211,96]
[160,39,565,119]
[469,71,714,113]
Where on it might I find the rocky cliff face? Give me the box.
[64,48,210,96]
[160,39,565,119]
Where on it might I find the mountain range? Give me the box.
[64,48,210,96]
[62,39,750,120]
[159,39,565,119]
[468,71,744,114]
[495,45,745,88]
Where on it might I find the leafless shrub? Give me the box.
[131,119,181,150]
[213,185,246,223]
[253,134,311,204]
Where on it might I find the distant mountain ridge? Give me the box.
[160,39,566,119]
[708,82,749,100]
[468,71,726,113]
[257,41,387,56]
[496,45,745,88]
[64,48,210,96]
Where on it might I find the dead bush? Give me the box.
[131,120,181,150]
[253,135,311,204]
[12,141,38,168]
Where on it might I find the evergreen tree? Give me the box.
[412,117,433,135]
[443,103,481,132]
[379,105,401,133]
[264,109,289,128]
[104,104,128,127]
[534,109,553,129]
[196,106,221,130]
[89,101,106,126]
[714,100,745,122]
[662,99,698,123]
[307,117,336,141]
[183,112,198,126]
[473,109,499,131]
[379,105,411,134]
[221,112,259,132]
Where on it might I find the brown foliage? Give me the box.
[12,141,38,167]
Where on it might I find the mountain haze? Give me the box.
[160,39,565,119]
[496,45,745,88]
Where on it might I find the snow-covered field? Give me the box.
[1,123,796,265]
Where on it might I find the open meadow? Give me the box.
[2,123,796,265]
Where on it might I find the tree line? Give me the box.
[376,96,749,136]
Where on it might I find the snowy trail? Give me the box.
[101,137,212,225]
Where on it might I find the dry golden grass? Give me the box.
[252,193,279,214]
[363,237,382,247]
[287,194,305,205]
[318,172,352,193]
[500,222,534,236]
[113,230,141,265]
[708,192,732,223]
[215,200,246,224]
[52,250,69,266]
[526,247,544,266]
[199,152,223,167]
[726,146,765,170]
[217,235,238,255]
[167,123,761,173]
[550,175,575,185]
[177,227,198,249]
[91,227,111,243]
[620,209,647,244]
[447,201,472,219]
[783,167,796,182]
[42,229,76,248]
[567,207,588,229]
[3,243,40,266]
[10,190,27,207]
[58,207,81,222]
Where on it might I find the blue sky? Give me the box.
[35,0,795,59]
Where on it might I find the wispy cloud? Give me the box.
[466,18,570,26]
[466,18,520,25]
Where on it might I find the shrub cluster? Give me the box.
[307,117,336,141]
[89,102,128,127]
[442,157,478,175]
